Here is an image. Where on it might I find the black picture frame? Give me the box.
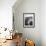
[23,13,35,28]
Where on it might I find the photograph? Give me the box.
[23,13,35,28]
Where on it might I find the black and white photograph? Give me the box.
[23,13,35,28]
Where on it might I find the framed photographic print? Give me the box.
[23,13,35,28]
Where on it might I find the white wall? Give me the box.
[41,0,46,46]
[13,0,41,46]
[0,0,16,30]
